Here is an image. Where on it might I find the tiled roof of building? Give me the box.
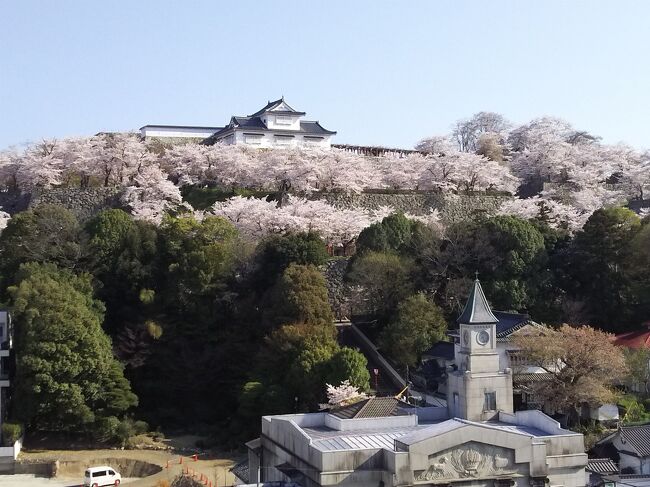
[600,475,650,487]
[512,372,553,387]
[298,120,337,135]
[620,425,650,457]
[206,117,336,142]
[586,458,619,474]
[250,98,305,117]
[230,460,250,483]
[611,325,650,349]
[232,116,268,129]
[494,311,534,337]
[329,397,411,419]
[422,340,455,360]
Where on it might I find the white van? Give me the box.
[84,465,122,487]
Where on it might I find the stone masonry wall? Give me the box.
[3,187,509,226]
[310,191,509,224]
[28,187,124,221]
[322,258,351,320]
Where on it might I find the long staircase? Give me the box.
[335,321,407,396]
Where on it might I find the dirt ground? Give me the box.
[15,443,242,487]
[0,474,139,486]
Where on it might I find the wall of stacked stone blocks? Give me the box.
[0,187,509,224]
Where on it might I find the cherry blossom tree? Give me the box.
[322,380,369,408]
[0,210,11,232]
[88,133,156,187]
[0,149,23,190]
[498,196,584,231]
[419,151,519,193]
[405,209,443,233]
[414,135,454,154]
[210,195,393,248]
[619,150,650,201]
[121,165,184,223]
[452,112,510,152]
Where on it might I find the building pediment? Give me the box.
[399,418,557,475]
[413,442,524,483]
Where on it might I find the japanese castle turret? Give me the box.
[140,97,336,149]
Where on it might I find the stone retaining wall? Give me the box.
[28,187,123,221]
[2,187,509,225]
[310,191,509,223]
[322,259,351,320]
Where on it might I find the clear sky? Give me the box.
[1,1,649,150]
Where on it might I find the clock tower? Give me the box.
[447,278,513,421]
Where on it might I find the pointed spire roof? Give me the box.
[457,279,498,325]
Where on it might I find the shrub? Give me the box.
[93,416,147,446]
[133,420,149,435]
[116,419,135,446]
[93,416,121,443]
[619,395,650,424]
[1,423,22,446]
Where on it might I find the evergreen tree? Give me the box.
[265,264,334,327]
[10,263,137,432]
[564,207,641,330]
[380,294,447,369]
[0,204,82,286]
[325,347,370,391]
[251,232,329,291]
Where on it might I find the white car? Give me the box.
[84,466,122,487]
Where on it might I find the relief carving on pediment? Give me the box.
[413,443,519,482]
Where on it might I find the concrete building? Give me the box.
[245,279,588,487]
[0,311,11,426]
[141,98,336,149]
[0,310,20,463]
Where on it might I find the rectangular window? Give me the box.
[275,136,293,146]
[244,134,263,145]
[275,115,292,125]
[304,137,323,145]
[484,392,496,411]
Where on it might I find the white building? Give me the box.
[141,98,337,149]
[243,279,588,487]
[0,311,20,464]
[597,426,650,475]
[0,311,11,423]
[138,125,223,142]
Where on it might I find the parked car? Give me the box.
[84,465,121,487]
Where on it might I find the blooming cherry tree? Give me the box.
[210,195,395,246]
[322,380,369,408]
[121,165,184,223]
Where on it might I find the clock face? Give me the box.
[463,330,469,345]
[477,330,490,345]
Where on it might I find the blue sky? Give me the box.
[1,1,649,150]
